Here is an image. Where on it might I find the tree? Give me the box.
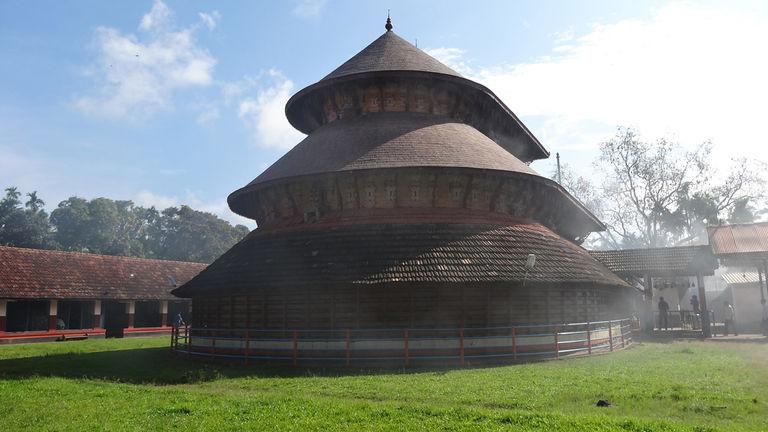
[550,164,615,249]
[153,205,249,263]
[595,128,765,248]
[47,194,249,262]
[0,187,54,249]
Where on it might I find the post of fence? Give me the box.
[512,326,517,361]
[345,329,351,366]
[404,329,410,367]
[459,328,465,366]
[170,325,175,349]
[608,320,614,352]
[244,330,250,365]
[211,333,217,356]
[186,325,191,358]
[554,326,560,360]
[586,322,592,355]
[620,320,626,348]
[292,330,298,366]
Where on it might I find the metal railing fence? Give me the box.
[171,318,634,365]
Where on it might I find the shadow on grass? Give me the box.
[0,347,481,385]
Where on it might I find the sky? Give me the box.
[1,0,766,228]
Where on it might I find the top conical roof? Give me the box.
[322,30,460,81]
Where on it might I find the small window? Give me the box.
[410,187,419,200]
[387,187,396,201]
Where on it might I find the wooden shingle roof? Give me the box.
[322,31,460,81]
[0,246,206,300]
[248,113,537,186]
[173,222,628,297]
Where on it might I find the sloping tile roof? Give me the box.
[0,246,206,300]
[708,222,768,257]
[249,113,537,186]
[323,31,460,81]
[589,246,718,276]
[173,222,628,297]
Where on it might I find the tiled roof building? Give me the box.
[590,246,717,277]
[0,246,204,341]
[172,20,635,364]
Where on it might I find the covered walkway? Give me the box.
[591,245,718,337]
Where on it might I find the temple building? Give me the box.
[0,245,202,343]
[172,19,634,364]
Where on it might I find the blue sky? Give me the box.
[1,1,766,227]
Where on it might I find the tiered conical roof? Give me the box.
[322,30,461,81]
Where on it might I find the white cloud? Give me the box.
[198,11,221,31]
[428,3,768,171]
[74,0,219,120]
[134,190,179,209]
[291,0,327,19]
[235,70,305,149]
[139,0,172,32]
[424,47,473,76]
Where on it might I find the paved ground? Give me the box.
[708,333,767,342]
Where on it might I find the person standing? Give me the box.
[658,297,670,331]
[723,301,737,336]
[690,295,701,329]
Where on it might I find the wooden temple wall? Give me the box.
[246,166,590,242]
[191,284,631,331]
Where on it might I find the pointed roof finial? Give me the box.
[385,10,393,32]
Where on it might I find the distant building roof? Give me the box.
[708,222,768,262]
[0,246,206,300]
[720,271,763,286]
[589,245,718,277]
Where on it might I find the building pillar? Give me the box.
[161,301,169,327]
[126,301,135,328]
[762,261,768,333]
[642,273,654,334]
[93,300,102,329]
[48,300,58,331]
[696,273,711,338]
[0,299,7,332]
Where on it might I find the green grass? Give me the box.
[1,337,767,431]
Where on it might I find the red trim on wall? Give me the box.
[127,313,135,328]
[92,314,101,329]
[161,313,168,327]
[0,316,5,332]
[48,315,57,331]
[0,326,173,342]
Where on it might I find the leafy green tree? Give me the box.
[0,187,54,248]
[154,205,249,263]
[48,195,249,262]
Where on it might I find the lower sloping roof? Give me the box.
[589,245,718,277]
[0,246,206,300]
[173,222,628,297]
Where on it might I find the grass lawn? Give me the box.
[0,337,766,431]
